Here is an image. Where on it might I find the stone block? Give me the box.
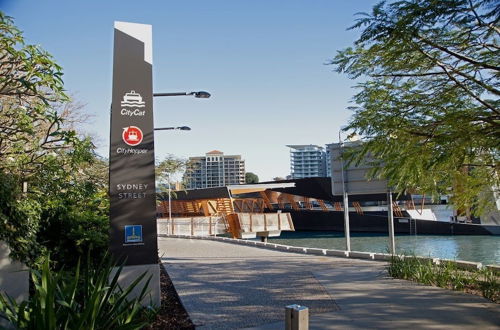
[485,264,500,274]
[349,251,375,260]
[325,249,349,257]
[413,256,435,264]
[435,259,482,271]
[306,248,326,256]
[453,260,482,271]
[275,244,291,251]
[288,246,307,253]
[373,253,392,261]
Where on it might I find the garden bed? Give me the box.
[147,263,195,329]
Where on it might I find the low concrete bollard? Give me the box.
[349,251,375,260]
[452,260,482,271]
[275,244,290,251]
[486,264,500,274]
[414,256,435,264]
[325,249,349,258]
[373,253,392,261]
[307,248,327,256]
[288,246,306,253]
[285,304,309,330]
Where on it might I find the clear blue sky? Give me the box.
[2,0,379,181]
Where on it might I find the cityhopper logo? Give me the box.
[122,126,143,146]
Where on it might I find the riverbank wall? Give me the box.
[158,234,500,270]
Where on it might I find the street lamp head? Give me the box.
[154,126,191,131]
[191,91,211,98]
[153,91,211,98]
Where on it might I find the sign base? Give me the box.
[112,263,161,307]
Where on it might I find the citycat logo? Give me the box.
[121,90,145,107]
[120,90,146,117]
[122,126,143,146]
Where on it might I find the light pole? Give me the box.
[153,90,210,233]
[339,129,351,252]
[167,174,172,222]
[154,126,190,226]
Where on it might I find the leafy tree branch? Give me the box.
[331,0,499,214]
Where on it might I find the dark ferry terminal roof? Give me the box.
[159,177,410,202]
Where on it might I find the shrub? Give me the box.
[388,255,499,303]
[0,254,157,329]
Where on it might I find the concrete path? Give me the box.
[158,237,500,329]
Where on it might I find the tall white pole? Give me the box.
[168,174,173,234]
[339,131,351,252]
[387,190,396,254]
[343,190,351,252]
[168,176,172,221]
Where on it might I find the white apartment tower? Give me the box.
[183,150,245,189]
[287,145,326,179]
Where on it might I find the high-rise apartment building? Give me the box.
[325,146,332,178]
[287,145,326,179]
[183,150,245,189]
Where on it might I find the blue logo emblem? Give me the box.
[124,225,143,243]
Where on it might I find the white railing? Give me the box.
[157,216,227,236]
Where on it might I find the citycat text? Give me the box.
[121,108,145,117]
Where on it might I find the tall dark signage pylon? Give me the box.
[109,21,157,266]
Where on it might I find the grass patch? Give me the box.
[387,255,499,303]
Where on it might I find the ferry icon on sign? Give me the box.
[122,126,143,146]
[128,131,138,141]
[121,90,145,108]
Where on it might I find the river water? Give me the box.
[269,231,500,265]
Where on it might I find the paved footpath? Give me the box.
[158,237,500,329]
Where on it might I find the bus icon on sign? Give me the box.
[122,126,143,146]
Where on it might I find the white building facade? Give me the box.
[183,150,245,189]
[287,145,326,179]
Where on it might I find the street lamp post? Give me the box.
[153,90,210,234]
[167,175,172,222]
[339,129,351,252]
[154,126,190,231]
[387,190,396,255]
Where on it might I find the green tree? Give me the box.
[34,149,109,268]
[0,12,77,177]
[0,12,109,266]
[155,154,190,194]
[245,172,259,184]
[1,132,109,267]
[331,0,499,214]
